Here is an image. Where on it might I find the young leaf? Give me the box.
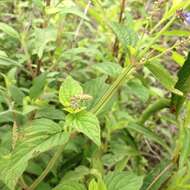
[0,119,69,190]
[88,179,107,190]
[29,73,46,99]
[0,22,20,39]
[140,160,174,190]
[145,61,182,96]
[59,76,83,107]
[171,52,190,113]
[66,111,101,146]
[104,171,143,190]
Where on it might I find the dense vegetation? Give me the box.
[0,0,190,189]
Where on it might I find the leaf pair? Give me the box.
[59,76,101,146]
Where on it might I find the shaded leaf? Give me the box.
[34,27,57,58]
[127,123,170,152]
[9,85,25,105]
[53,181,86,190]
[29,73,46,99]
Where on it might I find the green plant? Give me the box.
[0,0,190,190]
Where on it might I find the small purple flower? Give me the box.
[182,12,190,25]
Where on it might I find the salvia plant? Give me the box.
[0,0,190,190]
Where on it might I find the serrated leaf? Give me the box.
[145,61,182,95]
[59,76,83,107]
[0,22,19,39]
[105,171,143,190]
[171,52,190,113]
[110,22,138,49]
[0,119,69,190]
[127,123,170,152]
[53,181,86,190]
[34,27,57,58]
[29,73,46,99]
[140,160,174,190]
[66,111,100,146]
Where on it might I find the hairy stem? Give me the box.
[91,64,134,115]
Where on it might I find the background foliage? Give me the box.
[0,0,190,190]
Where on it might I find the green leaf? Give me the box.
[0,22,19,39]
[53,181,86,190]
[105,171,143,190]
[29,73,46,99]
[35,106,65,120]
[34,27,57,58]
[140,160,174,190]
[0,55,19,67]
[145,61,182,95]
[61,166,90,182]
[88,179,107,190]
[0,119,69,190]
[110,22,138,49]
[9,85,25,105]
[179,128,190,168]
[172,52,185,66]
[126,79,150,102]
[46,6,89,21]
[83,77,115,114]
[66,111,101,146]
[163,30,190,37]
[92,62,122,77]
[59,76,83,107]
[127,123,170,152]
[171,52,190,113]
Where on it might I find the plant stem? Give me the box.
[138,98,170,125]
[28,144,67,190]
[91,64,134,115]
[112,0,126,57]
[139,17,175,58]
